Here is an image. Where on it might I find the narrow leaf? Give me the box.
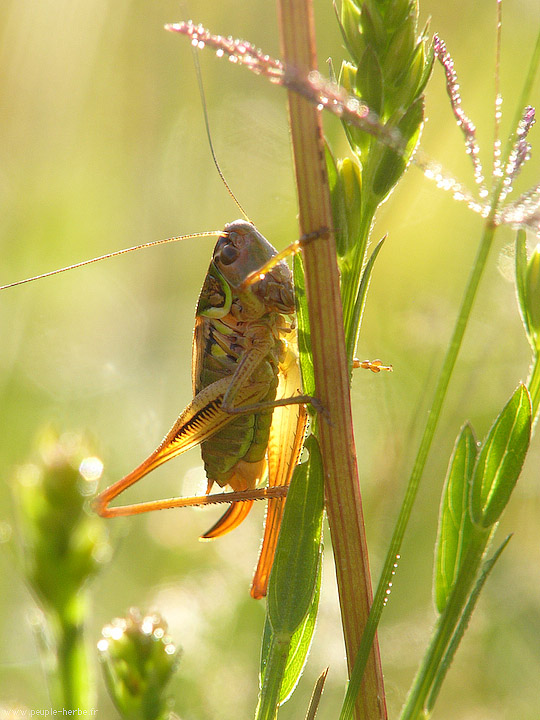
[258,437,324,719]
[259,559,321,704]
[515,229,531,339]
[347,235,386,364]
[356,45,384,117]
[279,559,321,703]
[268,435,324,636]
[434,423,478,613]
[372,96,424,199]
[470,384,532,528]
[305,667,329,720]
[525,245,540,350]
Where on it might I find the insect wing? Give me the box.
[251,336,307,598]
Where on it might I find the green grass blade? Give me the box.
[304,667,329,720]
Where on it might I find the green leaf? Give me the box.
[345,235,386,364]
[257,438,324,719]
[470,384,532,528]
[383,0,414,31]
[268,435,324,636]
[279,559,321,703]
[328,152,363,259]
[259,561,321,704]
[339,0,364,63]
[359,1,385,53]
[434,424,478,613]
[371,95,424,199]
[415,31,435,97]
[356,45,384,117]
[525,244,540,349]
[385,14,416,87]
[515,229,531,339]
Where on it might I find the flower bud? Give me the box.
[14,428,108,617]
[98,609,181,720]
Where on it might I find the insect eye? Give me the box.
[217,243,239,265]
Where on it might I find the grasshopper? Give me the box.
[3,218,311,599]
[91,219,310,599]
[2,38,392,602]
[3,222,388,598]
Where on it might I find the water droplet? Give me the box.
[141,617,154,635]
[111,625,124,640]
[79,456,103,482]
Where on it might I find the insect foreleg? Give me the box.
[219,334,314,415]
[238,227,331,292]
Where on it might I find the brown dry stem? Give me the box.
[275,1,387,718]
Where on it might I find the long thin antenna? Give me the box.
[1,231,221,290]
[190,39,250,221]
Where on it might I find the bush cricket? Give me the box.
[2,35,393,600]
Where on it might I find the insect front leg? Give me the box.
[219,330,313,415]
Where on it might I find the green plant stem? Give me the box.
[400,528,492,720]
[341,217,372,364]
[256,636,291,720]
[43,603,91,711]
[340,18,540,720]
[57,616,90,710]
[276,1,386,718]
[425,534,511,714]
[340,216,499,720]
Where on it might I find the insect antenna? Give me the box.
[190,38,250,222]
[0,231,222,291]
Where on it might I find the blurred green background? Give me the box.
[1,0,540,717]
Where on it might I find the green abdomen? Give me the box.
[197,323,280,488]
